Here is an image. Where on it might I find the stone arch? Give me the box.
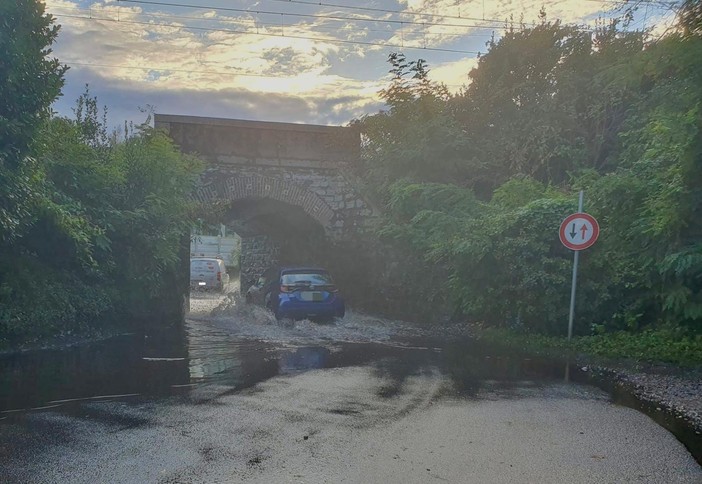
[193,175,336,229]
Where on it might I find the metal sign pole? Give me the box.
[567,191,584,340]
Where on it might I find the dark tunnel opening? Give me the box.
[222,198,332,290]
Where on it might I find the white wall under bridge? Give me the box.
[190,235,240,267]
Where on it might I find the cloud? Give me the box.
[429,57,479,91]
[47,1,358,92]
[44,0,672,126]
[387,0,616,51]
[53,65,383,128]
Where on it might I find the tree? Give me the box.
[358,12,701,337]
[1,88,203,342]
[452,21,644,194]
[0,0,66,243]
[0,0,66,168]
[679,0,702,37]
[581,34,702,330]
[358,54,469,189]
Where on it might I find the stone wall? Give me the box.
[155,114,359,169]
[239,235,280,290]
[157,115,392,308]
[198,167,376,239]
[156,114,378,240]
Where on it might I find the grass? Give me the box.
[478,327,702,367]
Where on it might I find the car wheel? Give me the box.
[272,303,284,321]
[265,294,279,317]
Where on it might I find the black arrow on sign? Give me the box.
[569,223,577,239]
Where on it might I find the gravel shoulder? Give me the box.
[585,362,702,434]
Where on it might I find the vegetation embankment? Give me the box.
[0,2,202,347]
[356,3,702,364]
[478,327,702,367]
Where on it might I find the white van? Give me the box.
[190,257,229,292]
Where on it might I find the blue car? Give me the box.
[245,267,345,321]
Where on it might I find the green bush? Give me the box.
[480,327,702,367]
[359,15,702,339]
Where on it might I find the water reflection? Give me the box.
[0,334,190,411]
[0,327,586,413]
[1,324,699,465]
[279,347,330,373]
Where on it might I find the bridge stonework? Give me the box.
[155,114,377,285]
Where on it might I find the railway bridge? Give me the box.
[155,114,377,286]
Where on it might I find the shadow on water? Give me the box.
[0,332,556,411]
[0,330,191,412]
[0,324,699,465]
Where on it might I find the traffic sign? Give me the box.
[559,212,599,251]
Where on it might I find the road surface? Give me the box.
[1,289,700,483]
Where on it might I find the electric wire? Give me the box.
[115,0,515,31]
[267,0,680,17]
[61,61,468,89]
[54,13,483,54]
[48,4,495,39]
[47,1,680,92]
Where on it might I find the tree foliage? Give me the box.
[0,0,66,245]
[360,12,702,336]
[358,53,469,189]
[0,0,202,344]
[0,0,66,168]
[0,88,202,342]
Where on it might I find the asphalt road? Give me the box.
[1,289,700,483]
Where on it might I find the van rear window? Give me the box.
[191,260,217,271]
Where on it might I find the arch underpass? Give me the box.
[155,114,378,289]
[221,196,328,287]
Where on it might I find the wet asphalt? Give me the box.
[0,289,700,483]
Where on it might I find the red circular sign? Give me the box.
[559,213,599,251]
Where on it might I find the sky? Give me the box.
[44,0,679,128]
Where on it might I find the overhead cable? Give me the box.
[55,13,482,54]
[115,0,530,30]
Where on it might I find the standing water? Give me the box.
[0,290,700,466]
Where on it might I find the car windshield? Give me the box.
[281,272,333,286]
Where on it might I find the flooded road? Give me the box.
[1,291,700,483]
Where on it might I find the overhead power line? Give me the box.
[54,13,482,55]
[266,0,545,26]
[580,0,679,5]
[113,0,668,36]
[64,61,313,80]
[267,0,681,24]
[48,4,495,39]
[62,61,467,88]
[115,0,512,30]
[65,61,264,78]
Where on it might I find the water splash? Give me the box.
[196,292,442,346]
